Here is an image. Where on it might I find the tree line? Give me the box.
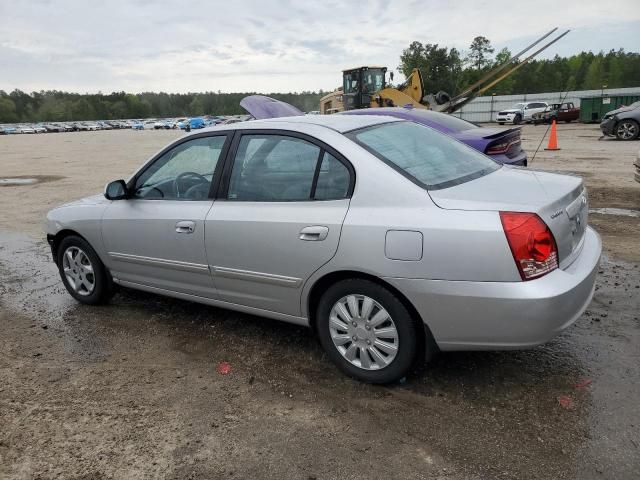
[0,90,325,124]
[399,37,640,97]
[1,37,639,123]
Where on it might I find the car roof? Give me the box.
[200,113,401,134]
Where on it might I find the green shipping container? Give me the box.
[579,94,640,123]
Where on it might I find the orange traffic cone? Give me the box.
[544,119,561,151]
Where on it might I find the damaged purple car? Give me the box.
[241,96,527,166]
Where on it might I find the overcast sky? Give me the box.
[1,0,639,94]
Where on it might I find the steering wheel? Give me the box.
[174,172,208,199]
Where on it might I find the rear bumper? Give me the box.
[385,227,601,350]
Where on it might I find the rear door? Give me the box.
[204,130,353,316]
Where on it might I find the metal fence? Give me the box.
[453,86,640,123]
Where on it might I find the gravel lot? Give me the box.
[1,123,639,479]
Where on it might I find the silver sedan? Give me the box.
[46,115,601,383]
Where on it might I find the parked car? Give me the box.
[33,124,47,134]
[240,96,528,166]
[342,107,527,166]
[131,121,144,130]
[44,123,65,133]
[97,121,113,130]
[600,101,640,141]
[16,125,36,134]
[496,102,548,125]
[177,117,206,130]
[0,125,17,134]
[532,102,580,124]
[45,115,600,383]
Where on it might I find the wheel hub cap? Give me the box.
[329,294,399,371]
[62,246,95,296]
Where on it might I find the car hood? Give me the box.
[58,194,108,208]
[240,95,304,119]
[605,105,639,116]
[498,108,522,113]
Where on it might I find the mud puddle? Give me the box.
[1,229,639,479]
[0,175,64,187]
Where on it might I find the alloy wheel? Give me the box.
[62,246,95,296]
[617,121,638,140]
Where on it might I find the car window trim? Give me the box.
[127,131,233,201]
[217,129,355,202]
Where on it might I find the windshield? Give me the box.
[510,103,526,109]
[349,121,500,190]
[361,69,385,93]
[343,69,385,94]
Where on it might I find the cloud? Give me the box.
[0,0,639,93]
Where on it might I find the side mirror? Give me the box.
[104,179,128,200]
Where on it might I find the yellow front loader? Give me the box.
[320,28,569,115]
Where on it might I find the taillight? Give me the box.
[486,137,521,155]
[500,212,558,281]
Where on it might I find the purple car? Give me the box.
[240,96,527,166]
[342,107,527,166]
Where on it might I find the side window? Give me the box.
[134,136,226,200]
[228,135,321,201]
[314,152,350,200]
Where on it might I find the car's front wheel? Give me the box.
[57,235,113,305]
[316,279,420,384]
[513,114,522,125]
[615,120,639,141]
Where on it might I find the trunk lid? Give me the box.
[429,167,588,268]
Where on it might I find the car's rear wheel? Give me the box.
[615,120,639,141]
[316,279,419,384]
[57,235,113,305]
[513,114,522,125]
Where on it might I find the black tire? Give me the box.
[513,114,522,125]
[56,235,114,305]
[316,279,420,384]
[615,119,639,141]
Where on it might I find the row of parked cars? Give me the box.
[0,116,251,135]
[495,101,580,125]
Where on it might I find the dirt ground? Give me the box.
[0,124,639,479]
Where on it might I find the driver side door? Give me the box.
[101,133,230,298]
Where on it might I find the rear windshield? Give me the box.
[349,121,500,190]
[404,109,478,132]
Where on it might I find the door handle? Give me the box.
[299,225,329,241]
[175,220,195,234]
